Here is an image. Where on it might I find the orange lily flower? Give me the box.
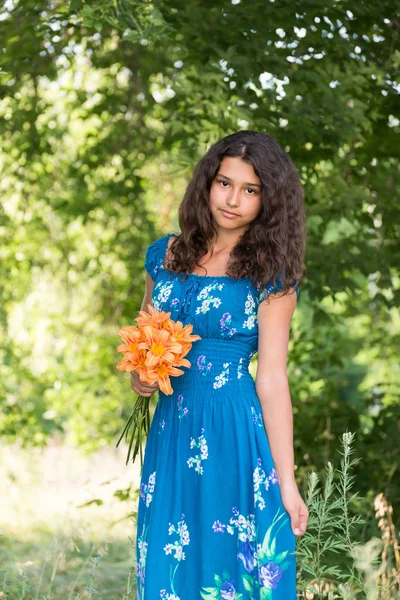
[135,304,171,329]
[116,302,202,467]
[116,303,202,395]
[137,326,183,367]
[116,327,142,359]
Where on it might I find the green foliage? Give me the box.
[296,432,400,599]
[296,432,365,597]
[0,0,399,543]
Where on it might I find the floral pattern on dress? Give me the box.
[211,507,257,595]
[205,507,294,598]
[177,394,189,419]
[160,591,180,600]
[187,428,208,474]
[251,406,264,427]
[253,458,279,510]
[197,354,212,376]
[170,297,180,308]
[220,312,237,338]
[258,281,279,304]
[158,419,166,434]
[213,362,231,389]
[162,514,190,599]
[140,471,156,507]
[200,569,243,600]
[136,522,148,600]
[242,290,258,330]
[153,281,175,311]
[213,506,256,543]
[195,282,225,315]
[237,357,245,379]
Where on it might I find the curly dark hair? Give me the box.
[165,130,306,296]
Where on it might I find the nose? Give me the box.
[227,187,241,207]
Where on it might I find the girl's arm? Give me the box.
[140,272,155,312]
[256,288,308,537]
[255,288,298,485]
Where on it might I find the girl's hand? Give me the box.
[130,370,159,397]
[279,479,309,537]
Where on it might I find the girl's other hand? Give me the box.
[130,370,159,397]
[279,479,309,537]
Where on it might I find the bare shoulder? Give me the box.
[258,287,298,316]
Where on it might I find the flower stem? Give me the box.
[116,394,151,470]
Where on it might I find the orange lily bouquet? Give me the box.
[116,304,201,468]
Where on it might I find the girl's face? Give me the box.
[209,156,262,233]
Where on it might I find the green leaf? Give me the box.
[69,0,83,11]
[274,550,289,564]
[260,587,272,600]
[261,509,289,554]
[265,536,276,560]
[200,588,218,600]
[257,549,267,563]
[213,574,222,586]
[242,574,254,592]
[221,569,230,580]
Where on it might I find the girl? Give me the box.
[132,130,308,599]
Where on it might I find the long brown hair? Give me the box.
[165,130,306,296]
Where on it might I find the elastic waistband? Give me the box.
[160,338,256,399]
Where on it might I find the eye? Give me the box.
[217,180,258,194]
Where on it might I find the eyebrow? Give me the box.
[216,173,261,188]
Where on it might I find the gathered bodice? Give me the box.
[144,233,300,395]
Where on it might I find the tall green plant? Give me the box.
[296,431,399,599]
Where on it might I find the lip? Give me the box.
[220,209,239,218]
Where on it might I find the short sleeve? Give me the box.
[144,234,170,281]
[258,273,300,304]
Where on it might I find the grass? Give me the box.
[1,433,399,599]
[0,440,140,599]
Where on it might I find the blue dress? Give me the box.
[136,233,300,600]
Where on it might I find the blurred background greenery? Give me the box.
[0,0,399,597]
